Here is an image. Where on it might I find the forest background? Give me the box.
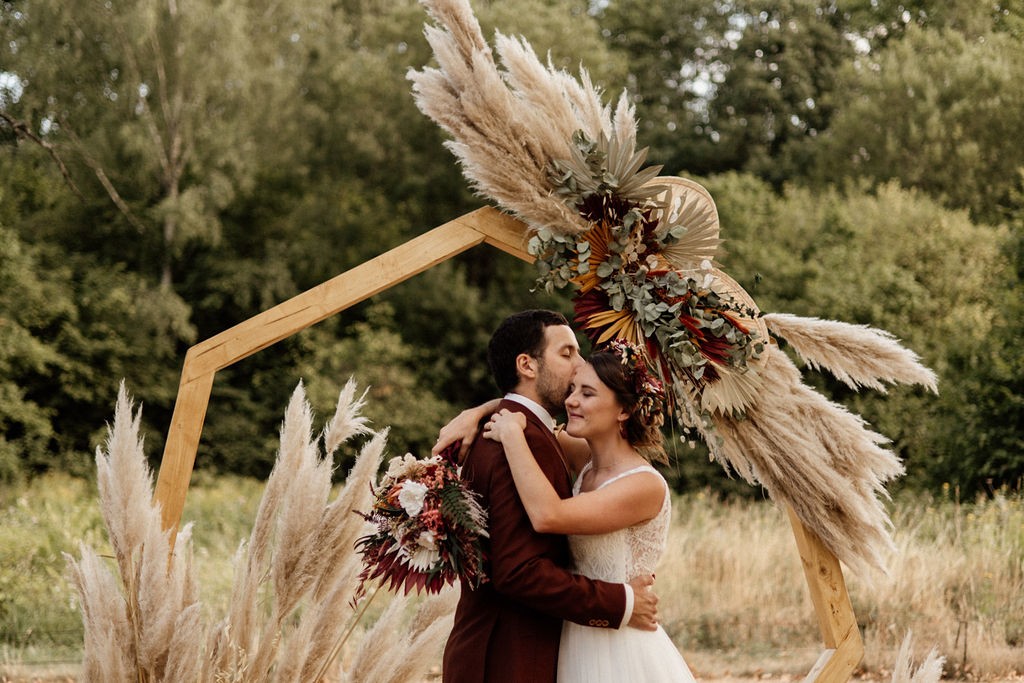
[2,0,1024,677]
[2,0,1021,494]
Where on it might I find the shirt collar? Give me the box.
[504,393,557,432]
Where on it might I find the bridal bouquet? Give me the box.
[355,443,489,595]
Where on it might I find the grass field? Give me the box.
[1,473,1021,680]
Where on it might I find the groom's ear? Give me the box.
[515,353,538,381]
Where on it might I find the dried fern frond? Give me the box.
[653,177,723,269]
[549,131,666,206]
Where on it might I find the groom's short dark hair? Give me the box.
[487,309,569,394]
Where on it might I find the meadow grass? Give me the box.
[660,488,1024,680]
[2,473,1021,680]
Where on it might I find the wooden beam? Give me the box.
[154,353,214,533]
[787,505,864,681]
[182,209,525,382]
[153,207,526,533]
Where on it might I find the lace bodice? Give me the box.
[567,464,671,582]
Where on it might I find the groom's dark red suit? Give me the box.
[442,399,627,683]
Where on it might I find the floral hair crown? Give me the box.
[603,339,666,427]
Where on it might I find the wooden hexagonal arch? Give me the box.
[152,207,863,681]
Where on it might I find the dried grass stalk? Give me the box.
[311,430,389,602]
[709,347,906,577]
[891,631,944,683]
[763,313,939,393]
[409,0,639,236]
[347,588,457,683]
[67,382,203,683]
[65,545,134,682]
[323,378,374,455]
[69,378,454,683]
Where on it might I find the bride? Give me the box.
[472,339,696,682]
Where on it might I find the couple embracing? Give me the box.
[435,309,695,682]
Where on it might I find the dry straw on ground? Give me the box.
[660,492,1021,681]
[65,380,456,683]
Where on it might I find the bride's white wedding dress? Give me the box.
[558,464,696,682]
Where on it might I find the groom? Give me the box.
[440,310,659,683]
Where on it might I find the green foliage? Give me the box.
[703,172,1016,492]
[0,0,276,285]
[598,0,854,182]
[0,229,66,482]
[930,222,1024,492]
[0,184,195,477]
[0,0,1019,492]
[809,25,1024,225]
[0,474,104,651]
[298,303,456,462]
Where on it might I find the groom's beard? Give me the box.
[535,361,570,416]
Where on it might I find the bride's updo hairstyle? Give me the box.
[589,339,667,463]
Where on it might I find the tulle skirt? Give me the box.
[557,620,696,682]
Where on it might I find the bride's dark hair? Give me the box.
[589,348,667,463]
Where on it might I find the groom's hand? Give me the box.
[626,574,659,631]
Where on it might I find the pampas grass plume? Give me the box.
[69,377,455,682]
[763,313,938,393]
[323,378,374,456]
[891,631,944,683]
[68,383,203,682]
[410,0,640,236]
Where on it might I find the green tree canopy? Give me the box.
[705,172,1014,492]
[0,0,1019,492]
[808,25,1024,225]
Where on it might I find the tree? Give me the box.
[598,0,855,181]
[174,0,631,471]
[0,220,195,479]
[0,227,67,482]
[0,0,304,288]
[808,25,1024,225]
[702,172,1016,492]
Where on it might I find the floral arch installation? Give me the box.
[152,207,863,682]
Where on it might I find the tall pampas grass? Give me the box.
[65,382,203,683]
[762,313,939,393]
[710,346,908,578]
[409,0,638,236]
[67,379,456,682]
[890,632,944,683]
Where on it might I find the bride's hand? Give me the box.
[482,409,527,444]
